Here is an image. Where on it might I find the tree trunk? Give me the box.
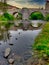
[4,0,6,3]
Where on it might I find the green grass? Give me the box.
[33,22,49,57]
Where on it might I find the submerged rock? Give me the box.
[18,32,21,34]
[4,48,11,58]
[8,58,14,64]
[9,43,14,46]
[15,38,18,40]
[0,43,1,45]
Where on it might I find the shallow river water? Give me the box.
[0,29,41,65]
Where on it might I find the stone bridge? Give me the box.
[10,8,49,20]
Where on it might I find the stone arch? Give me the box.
[29,11,44,20]
[13,11,22,19]
[29,11,44,16]
[13,12,18,15]
[13,12,19,18]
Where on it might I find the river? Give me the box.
[0,20,45,65]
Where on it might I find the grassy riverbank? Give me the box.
[33,22,49,65]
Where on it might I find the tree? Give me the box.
[0,13,14,41]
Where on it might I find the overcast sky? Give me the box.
[7,0,46,8]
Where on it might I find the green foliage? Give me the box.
[3,12,15,21]
[0,12,15,22]
[33,22,49,56]
[0,15,8,21]
[0,13,14,30]
[29,11,44,20]
[45,14,49,21]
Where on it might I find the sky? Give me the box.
[7,0,46,9]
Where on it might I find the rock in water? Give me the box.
[4,48,11,58]
[9,43,14,46]
[15,38,18,40]
[0,43,1,45]
[8,58,14,64]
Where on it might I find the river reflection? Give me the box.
[0,29,42,65]
[0,29,41,55]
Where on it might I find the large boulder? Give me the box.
[4,48,11,58]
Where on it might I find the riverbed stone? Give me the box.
[18,32,21,34]
[0,43,1,45]
[8,58,14,64]
[9,43,14,46]
[4,48,11,58]
[15,38,18,40]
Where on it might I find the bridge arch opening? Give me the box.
[13,12,22,20]
[29,11,44,20]
[13,12,18,15]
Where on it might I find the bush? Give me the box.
[45,14,49,21]
[0,15,8,21]
[0,14,14,30]
[29,11,44,20]
[3,12,15,21]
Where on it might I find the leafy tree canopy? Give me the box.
[29,11,44,20]
[3,12,15,21]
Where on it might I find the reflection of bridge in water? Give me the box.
[13,20,45,30]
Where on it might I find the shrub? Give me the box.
[45,14,49,21]
[0,15,8,21]
[3,12,15,21]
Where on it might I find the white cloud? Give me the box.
[7,0,45,8]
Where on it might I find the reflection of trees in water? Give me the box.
[0,22,11,43]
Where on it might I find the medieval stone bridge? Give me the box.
[8,7,49,20]
[12,0,49,19]
[0,0,49,20]
[20,8,46,19]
